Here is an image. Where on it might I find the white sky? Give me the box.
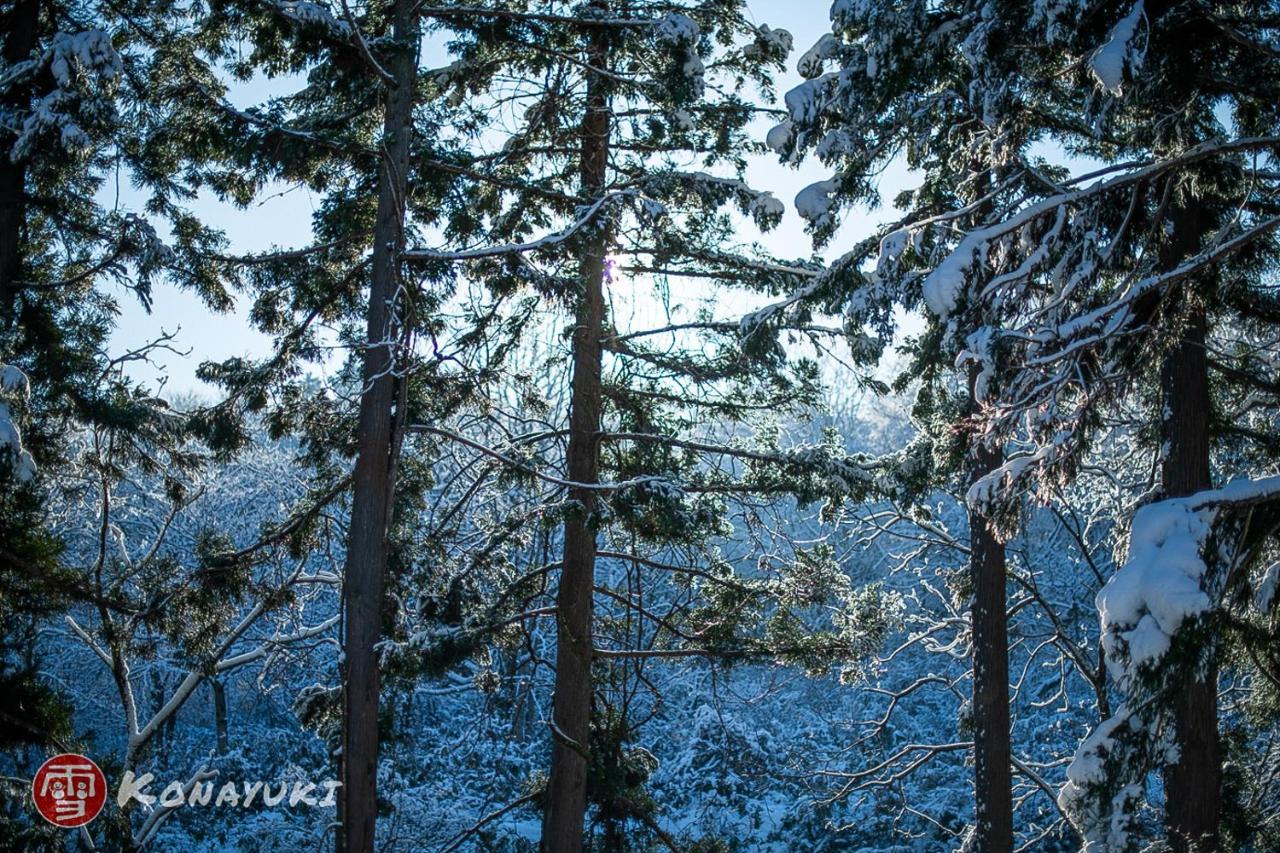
[108,0,914,396]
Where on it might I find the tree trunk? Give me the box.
[541,9,610,850]
[967,365,1014,853]
[339,3,416,850]
[1160,205,1218,853]
[0,0,40,322]
[211,677,228,755]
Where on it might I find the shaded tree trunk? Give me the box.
[968,365,1013,853]
[1160,205,1219,853]
[0,0,40,322]
[339,2,417,849]
[541,7,611,849]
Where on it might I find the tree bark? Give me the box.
[339,3,417,850]
[541,8,610,851]
[967,365,1014,853]
[1160,205,1219,853]
[0,0,40,322]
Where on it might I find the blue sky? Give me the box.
[109,1,912,396]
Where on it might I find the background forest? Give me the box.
[2,0,1280,851]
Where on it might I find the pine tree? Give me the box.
[371,1,896,846]
[134,3,486,844]
[336,0,418,846]
[774,3,1024,846]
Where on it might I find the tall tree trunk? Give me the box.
[211,677,228,755]
[968,365,1014,853]
[339,3,416,850]
[0,0,40,322]
[541,8,610,850]
[1160,206,1218,853]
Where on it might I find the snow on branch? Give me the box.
[9,29,122,161]
[1098,474,1280,688]
[268,1,353,37]
[1088,1,1146,96]
[133,765,219,849]
[917,136,1280,321]
[1060,474,1280,846]
[401,191,629,262]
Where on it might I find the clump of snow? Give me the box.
[1096,475,1280,685]
[759,25,792,54]
[876,228,909,274]
[1088,1,1145,96]
[127,214,176,267]
[765,120,793,154]
[955,326,996,403]
[748,192,785,228]
[965,434,1067,511]
[1058,706,1146,850]
[656,12,700,45]
[1,365,30,398]
[921,241,983,317]
[0,363,35,483]
[783,74,835,125]
[682,52,706,85]
[655,12,705,98]
[639,198,667,221]
[794,179,838,228]
[49,30,122,87]
[814,129,855,160]
[1096,495,1212,683]
[1063,709,1130,790]
[1032,0,1086,43]
[797,33,838,79]
[745,25,793,61]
